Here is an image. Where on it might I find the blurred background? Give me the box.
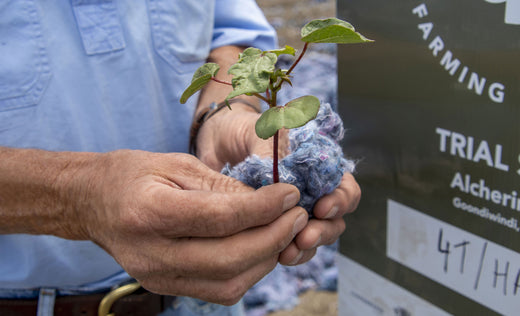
[257,0,336,50]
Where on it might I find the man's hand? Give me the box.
[195,104,290,170]
[86,151,308,304]
[194,105,362,267]
[0,148,307,305]
[278,172,361,265]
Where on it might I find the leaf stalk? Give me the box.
[211,77,233,86]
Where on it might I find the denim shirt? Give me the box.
[0,0,276,296]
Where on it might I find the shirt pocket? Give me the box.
[0,1,51,111]
[147,0,215,74]
[71,0,126,55]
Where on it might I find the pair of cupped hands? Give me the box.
[82,103,360,306]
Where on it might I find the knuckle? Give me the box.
[216,175,250,193]
[275,233,293,253]
[273,209,307,252]
[351,182,362,203]
[217,281,247,306]
[300,248,318,264]
[175,152,199,165]
[323,219,346,245]
[343,174,361,211]
[201,169,247,194]
[269,228,294,255]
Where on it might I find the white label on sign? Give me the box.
[485,0,520,25]
[337,254,452,316]
[387,199,520,316]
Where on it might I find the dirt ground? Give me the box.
[267,290,338,316]
[256,0,336,49]
[255,1,339,315]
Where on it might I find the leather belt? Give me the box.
[0,286,172,316]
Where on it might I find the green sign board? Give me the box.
[337,1,520,315]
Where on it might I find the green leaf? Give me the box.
[271,69,292,86]
[227,48,277,100]
[267,45,296,57]
[301,18,374,44]
[255,95,320,139]
[180,63,220,104]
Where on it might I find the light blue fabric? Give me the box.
[161,297,245,316]
[0,0,276,311]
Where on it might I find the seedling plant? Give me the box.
[181,18,372,183]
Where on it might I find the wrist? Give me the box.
[191,98,261,155]
[0,147,101,239]
[53,150,105,240]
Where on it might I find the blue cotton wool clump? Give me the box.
[222,102,355,215]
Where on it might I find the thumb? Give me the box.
[160,182,301,238]
[156,154,303,237]
[151,162,302,237]
[167,154,254,193]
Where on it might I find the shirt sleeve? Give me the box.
[212,0,278,51]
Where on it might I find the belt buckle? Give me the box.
[98,282,141,316]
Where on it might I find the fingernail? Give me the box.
[283,192,300,211]
[292,213,307,237]
[289,251,304,265]
[325,206,339,219]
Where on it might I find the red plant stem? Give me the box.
[273,130,279,183]
[211,77,232,86]
[269,44,311,183]
[285,42,309,76]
